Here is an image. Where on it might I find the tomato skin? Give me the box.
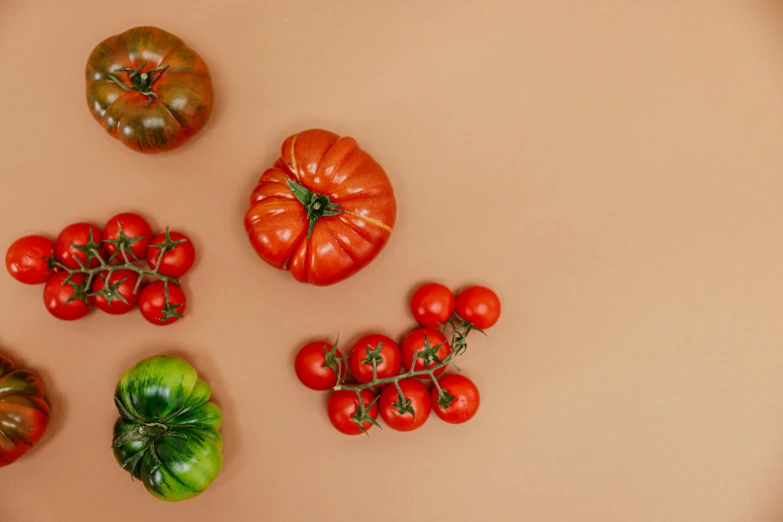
[327,389,378,435]
[138,281,186,326]
[103,213,152,262]
[6,235,55,284]
[379,379,431,432]
[295,341,345,390]
[348,334,402,384]
[147,232,195,278]
[54,223,105,269]
[43,272,92,320]
[432,374,480,424]
[455,286,501,330]
[91,270,140,315]
[400,328,451,380]
[410,283,455,328]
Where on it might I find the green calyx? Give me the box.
[351,391,382,436]
[88,273,129,306]
[107,61,170,106]
[285,177,344,240]
[104,220,146,263]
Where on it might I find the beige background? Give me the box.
[1,0,783,520]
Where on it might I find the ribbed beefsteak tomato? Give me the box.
[244,129,397,286]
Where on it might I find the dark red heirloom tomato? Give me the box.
[0,353,50,467]
[86,26,214,153]
[6,235,56,285]
[244,129,397,286]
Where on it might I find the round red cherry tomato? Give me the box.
[432,374,480,424]
[400,328,451,380]
[295,340,345,390]
[379,378,431,432]
[90,270,140,315]
[103,213,152,262]
[455,286,501,330]
[348,334,401,384]
[147,231,195,278]
[327,389,379,435]
[6,236,56,285]
[54,223,105,269]
[43,272,92,320]
[138,281,186,326]
[410,283,455,328]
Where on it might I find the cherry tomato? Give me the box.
[54,223,105,269]
[43,272,92,320]
[348,334,401,384]
[410,283,455,328]
[432,374,480,424]
[103,213,152,262]
[138,281,186,326]
[295,340,345,390]
[379,378,431,432]
[455,286,501,330]
[400,328,451,380]
[327,389,379,435]
[6,235,56,285]
[147,231,195,278]
[90,270,140,315]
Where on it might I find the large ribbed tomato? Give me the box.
[244,129,397,286]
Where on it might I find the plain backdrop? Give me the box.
[2,0,783,521]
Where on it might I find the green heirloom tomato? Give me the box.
[112,355,223,502]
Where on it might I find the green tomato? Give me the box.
[112,355,223,502]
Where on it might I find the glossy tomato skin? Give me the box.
[86,27,214,153]
[6,235,55,285]
[348,334,401,384]
[432,374,480,424]
[43,272,92,320]
[401,328,451,380]
[455,286,501,329]
[103,213,152,262]
[138,281,186,325]
[411,283,455,328]
[91,270,140,315]
[379,378,431,432]
[54,223,105,269]
[245,129,397,286]
[147,232,195,278]
[327,389,378,435]
[295,341,345,390]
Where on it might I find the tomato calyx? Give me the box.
[157,282,186,322]
[63,278,92,307]
[70,228,104,269]
[107,61,170,107]
[89,273,130,306]
[435,389,457,410]
[322,334,346,376]
[360,343,386,375]
[285,178,344,240]
[350,391,382,436]
[391,383,416,417]
[104,221,147,262]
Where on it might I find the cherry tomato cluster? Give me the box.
[295,282,501,435]
[5,212,195,325]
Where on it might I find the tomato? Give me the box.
[86,26,214,153]
[379,378,431,432]
[90,270,140,315]
[43,272,92,320]
[147,231,195,278]
[244,129,397,286]
[348,334,401,384]
[0,353,50,467]
[138,281,186,325]
[6,235,56,285]
[400,328,451,379]
[327,389,379,435]
[103,213,152,262]
[54,223,105,269]
[295,340,345,390]
[113,355,223,501]
[410,282,455,328]
[455,286,501,330]
[432,374,480,424]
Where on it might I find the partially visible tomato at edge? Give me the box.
[295,341,345,390]
[6,236,56,285]
[43,272,92,321]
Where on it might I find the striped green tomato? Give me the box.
[112,355,223,502]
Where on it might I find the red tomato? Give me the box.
[54,223,106,269]
[245,129,397,286]
[379,378,431,432]
[348,334,401,384]
[147,231,195,278]
[6,236,56,285]
[410,282,455,328]
[295,340,345,390]
[90,270,140,315]
[103,213,152,262]
[138,281,186,326]
[327,389,379,435]
[432,374,480,424]
[455,286,501,330]
[401,328,451,380]
[43,272,92,320]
